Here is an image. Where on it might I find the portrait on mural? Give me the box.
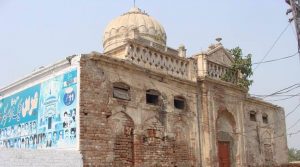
[0,69,77,149]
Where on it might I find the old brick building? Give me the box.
[0,7,288,167]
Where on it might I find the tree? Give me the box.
[221,47,253,89]
[289,147,300,162]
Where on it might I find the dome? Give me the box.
[103,7,167,52]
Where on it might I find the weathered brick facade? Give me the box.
[76,50,288,166]
[79,55,200,166]
[0,6,289,167]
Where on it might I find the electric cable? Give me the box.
[288,129,300,136]
[288,119,300,130]
[252,52,298,65]
[270,93,300,101]
[286,103,300,117]
[253,22,291,71]
[251,83,300,99]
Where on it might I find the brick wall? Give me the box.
[0,148,82,167]
[279,164,300,167]
[79,56,200,166]
[79,58,113,166]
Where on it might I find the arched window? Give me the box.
[113,82,130,101]
[146,89,160,105]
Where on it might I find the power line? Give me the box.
[253,83,300,99]
[270,93,300,101]
[288,129,300,137]
[252,94,300,97]
[251,84,300,101]
[288,117,300,130]
[252,52,298,65]
[286,103,300,117]
[272,85,300,95]
[253,23,291,71]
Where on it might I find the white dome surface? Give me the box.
[103,7,167,52]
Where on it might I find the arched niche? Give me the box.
[173,119,189,142]
[216,108,237,167]
[216,109,236,136]
[262,130,272,145]
[108,111,134,167]
[141,116,164,142]
[262,130,273,165]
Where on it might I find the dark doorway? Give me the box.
[218,141,231,167]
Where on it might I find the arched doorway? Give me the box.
[216,109,236,167]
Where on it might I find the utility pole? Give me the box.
[286,0,300,53]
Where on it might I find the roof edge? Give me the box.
[0,55,80,96]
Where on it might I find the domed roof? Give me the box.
[103,7,167,52]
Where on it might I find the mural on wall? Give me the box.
[0,69,77,149]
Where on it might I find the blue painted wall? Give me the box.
[0,69,78,149]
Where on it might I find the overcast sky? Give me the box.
[0,0,300,149]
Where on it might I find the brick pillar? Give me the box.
[133,129,143,167]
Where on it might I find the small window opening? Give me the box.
[250,111,256,122]
[174,97,185,110]
[113,83,130,100]
[262,114,268,124]
[146,90,160,105]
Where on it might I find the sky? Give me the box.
[0,1,300,149]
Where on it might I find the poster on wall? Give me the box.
[0,69,77,149]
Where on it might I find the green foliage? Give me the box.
[289,148,300,162]
[221,47,253,89]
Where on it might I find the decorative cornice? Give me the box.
[86,53,196,87]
